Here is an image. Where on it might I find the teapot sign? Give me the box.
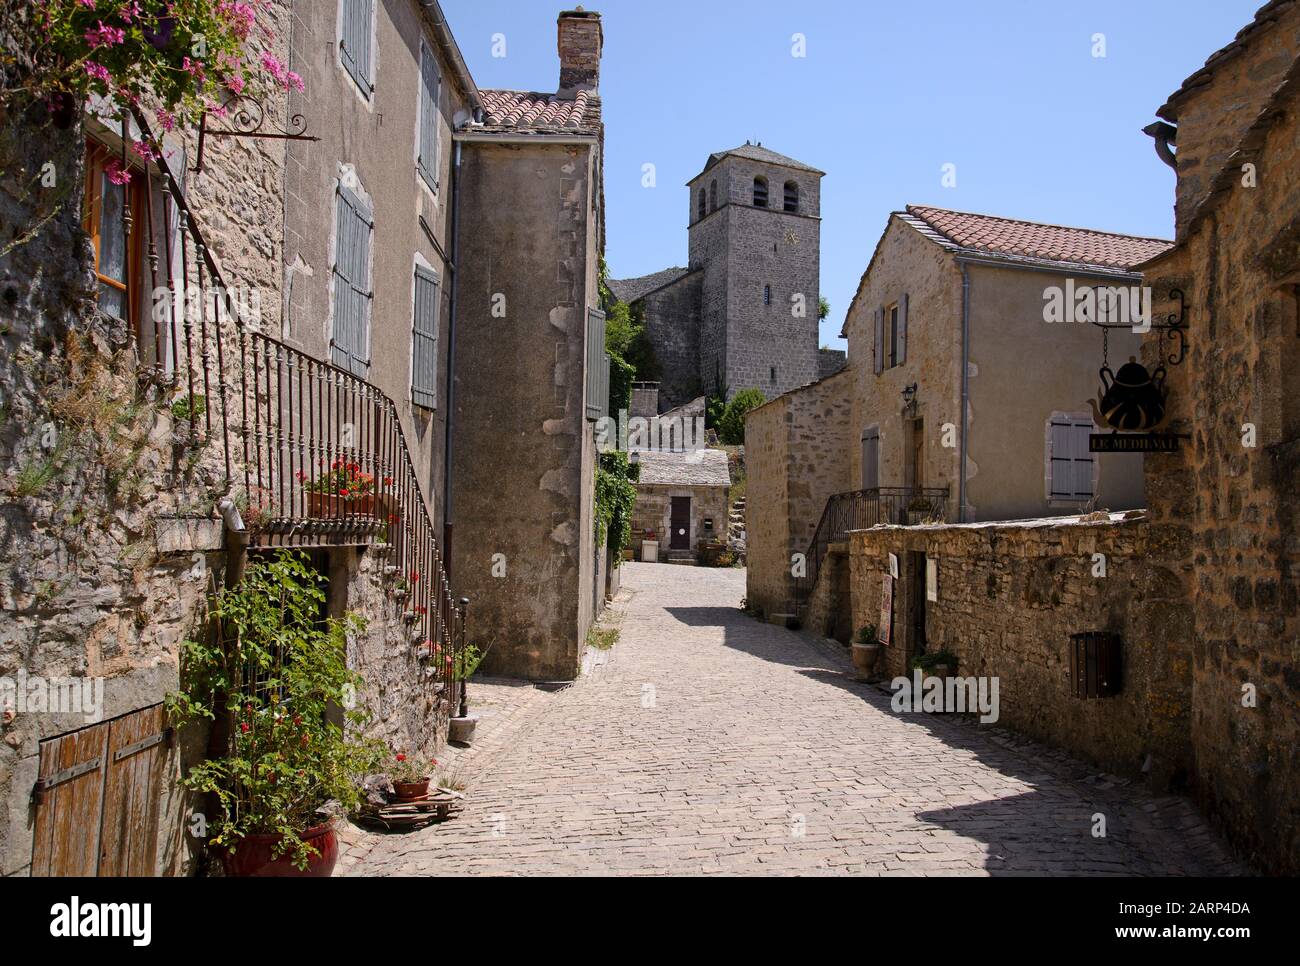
[1088,356,1168,431]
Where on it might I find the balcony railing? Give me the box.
[129,107,464,698]
[796,486,950,601]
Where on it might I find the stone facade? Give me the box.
[1135,0,1300,874]
[630,485,730,562]
[744,368,854,616]
[848,515,1192,788]
[612,144,823,410]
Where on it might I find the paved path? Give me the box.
[352,563,1243,876]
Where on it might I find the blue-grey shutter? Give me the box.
[585,308,607,421]
[341,0,373,94]
[331,184,372,376]
[418,43,440,192]
[412,265,439,408]
[1049,418,1094,500]
[1071,420,1096,499]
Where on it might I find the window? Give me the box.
[763,284,771,305]
[783,180,799,212]
[340,0,374,96]
[769,366,776,383]
[697,189,706,222]
[83,140,145,326]
[417,42,441,192]
[874,294,909,374]
[709,179,717,212]
[861,427,880,489]
[1046,414,1097,503]
[753,176,768,207]
[331,183,374,376]
[411,265,440,408]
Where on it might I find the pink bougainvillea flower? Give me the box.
[284,70,305,92]
[117,1,142,22]
[155,107,176,131]
[85,21,127,48]
[218,0,257,40]
[104,159,132,186]
[181,56,206,80]
[84,61,112,85]
[226,73,245,95]
[130,139,159,162]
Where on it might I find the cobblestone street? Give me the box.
[350,563,1243,876]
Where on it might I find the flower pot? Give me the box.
[448,714,479,744]
[392,778,431,802]
[851,642,882,681]
[306,491,375,519]
[222,823,338,878]
[932,663,952,678]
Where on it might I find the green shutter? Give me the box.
[585,308,607,421]
[412,265,440,409]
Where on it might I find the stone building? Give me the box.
[610,143,837,410]
[0,1,608,876]
[628,449,731,562]
[1132,0,1300,874]
[746,205,1166,619]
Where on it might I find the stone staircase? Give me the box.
[728,496,747,558]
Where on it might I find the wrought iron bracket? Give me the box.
[1090,287,1188,367]
[193,97,319,174]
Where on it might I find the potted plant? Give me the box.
[912,649,958,678]
[449,642,487,744]
[389,752,437,802]
[300,458,376,519]
[851,623,882,681]
[168,551,386,877]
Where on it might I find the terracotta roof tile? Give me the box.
[904,205,1172,272]
[477,88,599,134]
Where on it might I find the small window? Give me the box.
[753,176,768,207]
[763,284,771,305]
[84,141,146,326]
[1047,414,1097,503]
[697,189,706,222]
[888,303,899,367]
[340,0,374,96]
[783,180,799,212]
[769,366,776,383]
[709,179,717,212]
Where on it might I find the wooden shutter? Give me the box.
[417,42,440,192]
[585,308,607,421]
[412,265,439,409]
[331,184,373,376]
[341,0,373,93]
[861,428,880,489]
[1049,417,1095,500]
[898,292,909,365]
[873,307,883,375]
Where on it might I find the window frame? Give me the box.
[753,176,768,208]
[83,139,147,328]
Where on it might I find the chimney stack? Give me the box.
[557,8,602,97]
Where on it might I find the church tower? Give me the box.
[686,142,823,400]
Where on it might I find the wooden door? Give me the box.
[670,496,691,550]
[31,704,169,877]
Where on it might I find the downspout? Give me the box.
[442,139,463,577]
[958,265,971,523]
[217,496,249,586]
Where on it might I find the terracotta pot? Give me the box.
[222,823,338,877]
[392,778,431,802]
[306,491,375,519]
[851,642,882,681]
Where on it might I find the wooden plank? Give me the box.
[100,705,166,876]
[31,721,109,876]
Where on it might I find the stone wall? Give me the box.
[1138,14,1300,872]
[637,271,702,409]
[743,368,854,615]
[848,514,1194,788]
[630,484,730,561]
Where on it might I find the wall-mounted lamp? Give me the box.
[901,383,918,405]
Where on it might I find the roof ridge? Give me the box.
[906,204,1172,244]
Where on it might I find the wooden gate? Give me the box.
[31,704,171,877]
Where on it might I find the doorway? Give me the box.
[669,496,691,550]
[909,551,928,656]
[909,418,925,490]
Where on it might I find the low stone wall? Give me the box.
[849,513,1193,788]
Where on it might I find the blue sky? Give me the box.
[443,0,1261,349]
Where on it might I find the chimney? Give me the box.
[557,8,602,97]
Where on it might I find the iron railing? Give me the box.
[126,107,464,701]
[796,486,950,601]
